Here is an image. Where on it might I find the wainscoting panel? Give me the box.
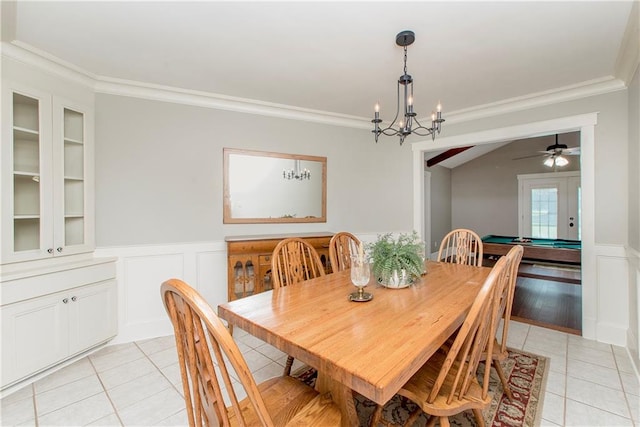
[627,246,640,374]
[95,240,635,351]
[95,242,227,344]
[595,244,629,346]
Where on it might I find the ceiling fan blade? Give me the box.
[513,153,546,160]
[563,147,580,154]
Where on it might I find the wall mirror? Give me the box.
[223,148,327,224]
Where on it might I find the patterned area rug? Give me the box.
[292,348,548,426]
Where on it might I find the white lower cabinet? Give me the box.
[67,281,117,355]
[1,260,117,390]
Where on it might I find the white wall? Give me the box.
[425,165,452,253]
[94,94,415,247]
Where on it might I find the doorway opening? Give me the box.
[412,113,597,339]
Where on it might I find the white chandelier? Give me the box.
[283,160,310,180]
[372,30,445,145]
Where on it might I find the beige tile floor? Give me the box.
[1,321,639,426]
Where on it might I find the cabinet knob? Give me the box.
[63,298,69,304]
[47,248,54,254]
[56,247,63,253]
[71,296,77,302]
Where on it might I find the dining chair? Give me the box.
[437,228,484,266]
[271,237,326,375]
[483,244,524,401]
[371,255,510,427]
[328,231,361,272]
[271,237,326,289]
[161,278,341,427]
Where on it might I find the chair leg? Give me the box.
[472,408,485,427]
[283,355,294,376]
[439,417,451,427]
[405,408,423,426]
[424,415,438,427]
[369,404,383,426]
[494,360,514,401]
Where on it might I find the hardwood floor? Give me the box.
[511,274,582,335]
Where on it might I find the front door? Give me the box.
[518,172,581,240]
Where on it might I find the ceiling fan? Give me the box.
[514,134,580,167]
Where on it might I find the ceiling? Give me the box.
[2,1,635,159]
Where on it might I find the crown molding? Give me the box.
[94,76,370,129]
[444,77,626,125]
[1,41,96,88]
[1,41,629,131]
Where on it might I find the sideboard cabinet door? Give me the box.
[68,280,118,356]
[1,292,69,386]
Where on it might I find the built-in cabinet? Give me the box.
[226,233,333,301]
[1,77,115,393]
[1,273,117,388]
[1,82,93,264]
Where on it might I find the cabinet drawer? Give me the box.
[258,255,271,267]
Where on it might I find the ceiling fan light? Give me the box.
[555,156,569,167]
[544,157,555,167]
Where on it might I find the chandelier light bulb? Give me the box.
[555,156,569,167]
[544,157,555,167]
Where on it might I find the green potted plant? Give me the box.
[368,231,425,288]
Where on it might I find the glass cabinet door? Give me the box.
[52,97,92,257]
[12,93,42,252]
[62,107,85,248]
[2,88,53,263]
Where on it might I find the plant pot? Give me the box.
[379,269,411,289]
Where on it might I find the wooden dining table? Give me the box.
[218,260,492,427]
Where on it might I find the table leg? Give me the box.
[315,371,358,427]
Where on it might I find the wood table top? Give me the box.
[218,260,491,406]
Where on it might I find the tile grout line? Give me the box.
[31,383,39,427]
[87,353,125,427]
[611,344,637,425]
[132,340,187,426]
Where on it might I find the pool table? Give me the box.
[482,235,581,265]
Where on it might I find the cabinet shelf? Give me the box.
[14,127,39,140]
[14,171,40,180]
[64,137,83,145]
[14,214,41,220]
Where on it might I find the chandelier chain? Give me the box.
[403,46,408,75]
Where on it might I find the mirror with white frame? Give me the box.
[223,148,327,223]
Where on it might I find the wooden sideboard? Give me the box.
[225,232,333,301]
